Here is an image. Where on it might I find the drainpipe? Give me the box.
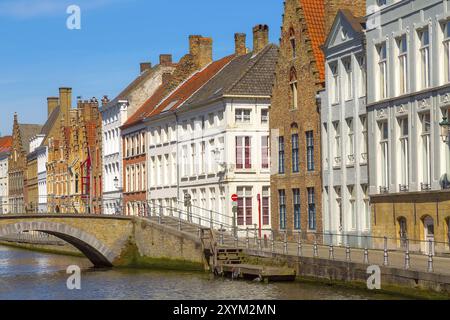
[175,112,180,201]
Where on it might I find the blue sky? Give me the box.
[0,0,283,136]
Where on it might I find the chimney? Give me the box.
[235,33,247,56]
[162,72,173,85]
[59,87,72,126]
[189,35,213,69]
[159,54,173,66]
[47,97,59,117]
[253,24,269,53]
[140,62,152,73]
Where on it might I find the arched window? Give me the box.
[289,28,296,58]
[290,68,298,110]
[75,174,79,194]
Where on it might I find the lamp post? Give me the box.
[113,176,123,215]
[440,116,450,189]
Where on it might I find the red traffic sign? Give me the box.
[231,194,238,202]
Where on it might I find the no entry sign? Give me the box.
[231,194,238,202]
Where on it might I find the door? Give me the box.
[423,216,435,255]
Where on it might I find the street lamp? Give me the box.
[440,116,450,143]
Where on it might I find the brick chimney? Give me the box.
[162,72,173,85]
[189,35,213,69]
[253,24,269,53]
[159,54,173,66]
[59,87,72,126]
[140,62,152,73]
[235,33,247,56]
[47,97,59,117]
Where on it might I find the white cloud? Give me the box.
[0,0,122,19]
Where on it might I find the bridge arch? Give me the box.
[0,222,115,267]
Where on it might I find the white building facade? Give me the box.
[146,42,277,235]
[366,0,450,249]
[321,10,370,246]
[0,152,9,214]
[100,58,175,215]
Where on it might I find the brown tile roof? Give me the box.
[300,0,325,82]
[104,63,175,109]
[184,44,278,107]
[122,54,235,129]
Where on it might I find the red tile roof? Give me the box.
[300,0,325,82]
[0,136,12,153]
[123,54,235,129]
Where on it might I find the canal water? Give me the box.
[0,245,405,300]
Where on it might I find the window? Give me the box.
[343,58,353,100]
[182,146,188,177]
[261,109,269,124]
[191,143,196,176]
[348,186,356,230]
[279,190,286,230]
[293,189,301,230]
[237,187,252,226]
[379,121,389,190]
[235,109,251,123]
[290,68,298,110]
[261,136,269,169]
[200,141,206,174]
[307,188,316,230]
[306,131,314,171]
[335,186,342,229]
[397,35,408,94]
[378,42,388,99]
[290,28,296,58]
[362,185,370,230]
[262,187,270,225]
[420,113,431,189]
[330,63,339,104]
[358,56,366,97]
[236,137,251,169]
[444,21,450,83]
[346,119,355,165]
[290,134,299,173]
[399,117,409,190]
[333,121,341,167]
[360,116,368,163]
[323,123,329,167]
[419,29,430,89]
[278,137,285,174]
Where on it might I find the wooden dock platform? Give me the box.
[214,263,296,282]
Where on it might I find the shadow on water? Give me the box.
[0,245,414,300]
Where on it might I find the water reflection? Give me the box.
[0,245,404,300]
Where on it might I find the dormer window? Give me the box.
[377,0,386,6]
[330,62,339,104]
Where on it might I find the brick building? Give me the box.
[270,0,365,240]
[8,114,42,214]
[47,90,102,214]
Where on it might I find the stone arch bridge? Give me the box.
[0,215,208,269]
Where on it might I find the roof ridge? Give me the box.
[176,55,236,112]
[224,44,274,95]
